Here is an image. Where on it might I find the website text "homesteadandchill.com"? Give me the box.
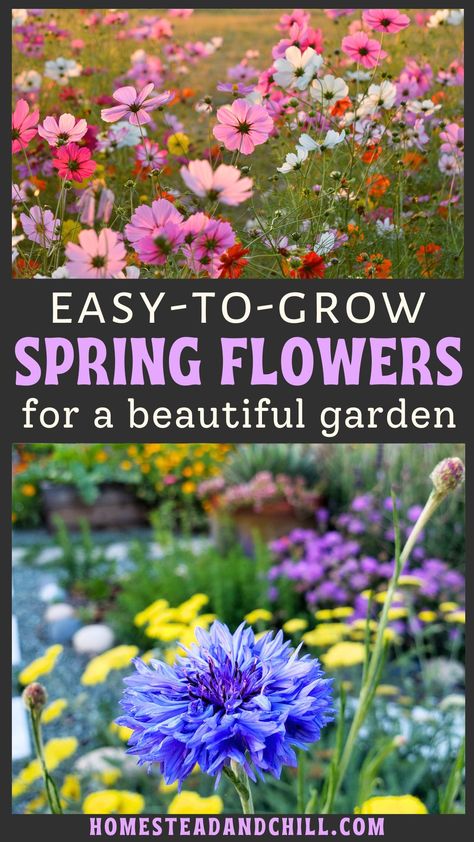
[88,815,385,837]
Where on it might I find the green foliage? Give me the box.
[52,515,117,602]
[223,443,320,486]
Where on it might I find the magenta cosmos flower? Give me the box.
[12,99,39,153]
[180,160,253,206]
[38,113,88,147]
[341,32,388,69]
[134,223,185,266]
[101,83,173,126]
[362,9,410,34]
[53,143,97,182]
[65,229,126,278]
[20,205,59,248]
[124,198,183,246]
[213,98,273,155]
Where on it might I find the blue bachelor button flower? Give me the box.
[116,621,333,786]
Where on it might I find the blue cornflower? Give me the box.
[117,621,333,786]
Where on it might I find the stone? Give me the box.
[73,624,114,655]
[47,616,82,645]
[39,582,66,603]
[36,546,63,565]
[44,602,75,623]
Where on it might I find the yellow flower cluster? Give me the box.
[19,644,63,685]
[109,721,133,742]
[12,737,78,798]
[42,697,68,724]
[356,794,428,814]
[135,594,216,660]
[168,791,223,814]
[82,790,145,814]
[81,645,139,686]
[321,641,366,670]
[131,443,231,495]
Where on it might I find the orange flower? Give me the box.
[361,144,382,164]
[331,97,352,117]
[366,174,390,198]
[357,253,392,279]
[416,243,442,277]
[290,252,325,279]
[431,91,446,105]
[402,152,425,171]
[217,244,249,278]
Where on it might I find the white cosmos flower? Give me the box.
[311,74,349,106]
[297,133,320,153]
[15,70,42,92]
[375,217,397,237]
[12,9,28,27]
[407,99,442,117]
[277,147,308,173]
[273,45,323,91]
[314,231,336,254]
[321,129,346,150]
[44,57,82,85]
[346,69,372,82]
[367,80,397,110]
[34,266,70,278]
[446,9,464,25]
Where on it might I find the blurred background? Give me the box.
[12,443,465,814]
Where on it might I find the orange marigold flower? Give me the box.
[217,244,249,278]
[416,243,442,277]
[366,174,390,198]
[331,97,352,117]
[402,152,426,171]
[357,253,392,279]
[290,252,325,279]
[361,144,382,164]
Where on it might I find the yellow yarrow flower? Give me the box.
[445,610,465,624]
[314,609,333,621]
[19,644,63,685]
[13,737,78,797]
[331,606,355,619]
[418,610,438,623]
[82,790,144,815]
[283,618,308,634]
[61,774,81,803]
[356,795,428,814]
[168,791,223,814]
[244,608,272,624]
[42,698,68,724]
[321,641,366,670]
[440,601,459,613]
[81,645,139,686]
[109,721,133,742]
[303,623,347,648]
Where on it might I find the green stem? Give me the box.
[322,488,447,813]
[297,749,306,813]
[223,762,254,814]
[30,710,63,814]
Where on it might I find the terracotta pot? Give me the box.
[209,500,318,555]
[41,482,148,531]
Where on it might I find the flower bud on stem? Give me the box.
[23,683,63,814]
[320,458,465,814]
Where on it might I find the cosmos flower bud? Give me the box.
[22,682,48,713]
[430,457,465,496]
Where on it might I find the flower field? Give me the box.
[12,8,464,278]
[12,444,465,814]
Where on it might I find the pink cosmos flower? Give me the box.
[125,198,184,246]
[20,205,59,248]
[363,9,410,33]
[65,228,127,278]
[136,138,167,170]
[439,123,464,156]
[213,98,273,155]
[38,113,88,147]
[277,9,311,32]
[341,32,388,69]
[180,160,253,206]
[12,99,39,153]
[53,142,97,181]
[134,222,185,265]
[101,83,172,126]
[194,219,235,267]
